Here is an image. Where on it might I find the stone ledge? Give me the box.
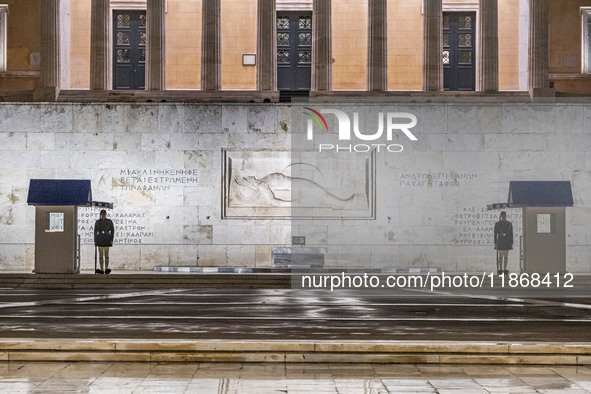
[153,266,291,273]
[309,90,533,103]
[57,89,281,103]
[152,267,442,274]
[2,339,591,364]
[549,73,591,80]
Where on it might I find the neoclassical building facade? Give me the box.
[1,1,591,273]
[1,0,590,101]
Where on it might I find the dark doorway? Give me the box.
[277,12,312,101]
[113,10,146,90]
[443,12,475,91]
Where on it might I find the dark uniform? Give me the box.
[494,220,513,251]
[94,215,115,274]
[94,218,114,247]
[494,217,513,274]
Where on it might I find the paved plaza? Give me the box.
[1,361,591,393]
[1,276,591,391]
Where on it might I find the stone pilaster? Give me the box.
[39,0,61,98]
[90,0,110,90]
[367,0,387,91]
[147,0,166,90]
[257,0,277,91]
[201,0,221,91]
[528,0,553,97]
[59,0,70,89]
[423,0,442,91]
[478,0,499,92]
[312,0,331,91]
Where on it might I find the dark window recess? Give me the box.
[443,12,475,91]
[113,10,146,90]
[277,12,312,101]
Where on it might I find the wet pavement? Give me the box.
[0,288,590,341]
[1,284,591,392]
[1,361,591,393]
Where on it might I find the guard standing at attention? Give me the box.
[494,211,513,275]
[94,209,115,274]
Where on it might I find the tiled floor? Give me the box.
[0,362,590,393]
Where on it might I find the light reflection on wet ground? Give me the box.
[0,288,590,341]
[0,288,590,391]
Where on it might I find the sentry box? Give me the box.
[27,179,113,274]
[488,181,574,274]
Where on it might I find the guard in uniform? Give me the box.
[94,209,115,274]
[494,211,513,275]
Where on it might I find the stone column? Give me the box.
[528,0,552,96]
[39,0,61,98]
[367,0,387,91]
[257,0,277,91]
[201,0,221,91]
[478,0,499,92]
[147,0,166,90]
[312,0,331,91]
[423,0,442,91]
[90,0,110,90]
[59,0,70,89]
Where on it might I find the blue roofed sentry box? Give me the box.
[27,179,92,206]
[508,181,574,208]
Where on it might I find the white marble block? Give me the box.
[0,103,588,273]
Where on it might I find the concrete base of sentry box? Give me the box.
[1,339,591,365]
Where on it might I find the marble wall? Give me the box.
[0,102,589,273]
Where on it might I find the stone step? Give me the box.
[0,272,586,289]
[154,266,442,273]
[0,273,291,289]
[0,339,590,364]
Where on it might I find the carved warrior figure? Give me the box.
[231,171,365,209]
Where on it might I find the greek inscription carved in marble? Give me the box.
[454,207,521,246]
[399,171,478,188]
[115,169,199,191]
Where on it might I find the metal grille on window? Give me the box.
[459,50,472,63]
[298,50,311,63]
[443,50,450,65]
[443,33,450,47]
[139,32,146,46]
[443,15,450,29]
[277,17,289,29]
[117,32,130,45]
[277,50,289,63]
[459,33,472,47]
[299,32,312,46]
[116,49,130,63]
[459,16,472,29]
[139,14,146,27]
[117,14,130,28]
[277,32,290,46]
[299,16,312,29]
[139,49,146,62]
